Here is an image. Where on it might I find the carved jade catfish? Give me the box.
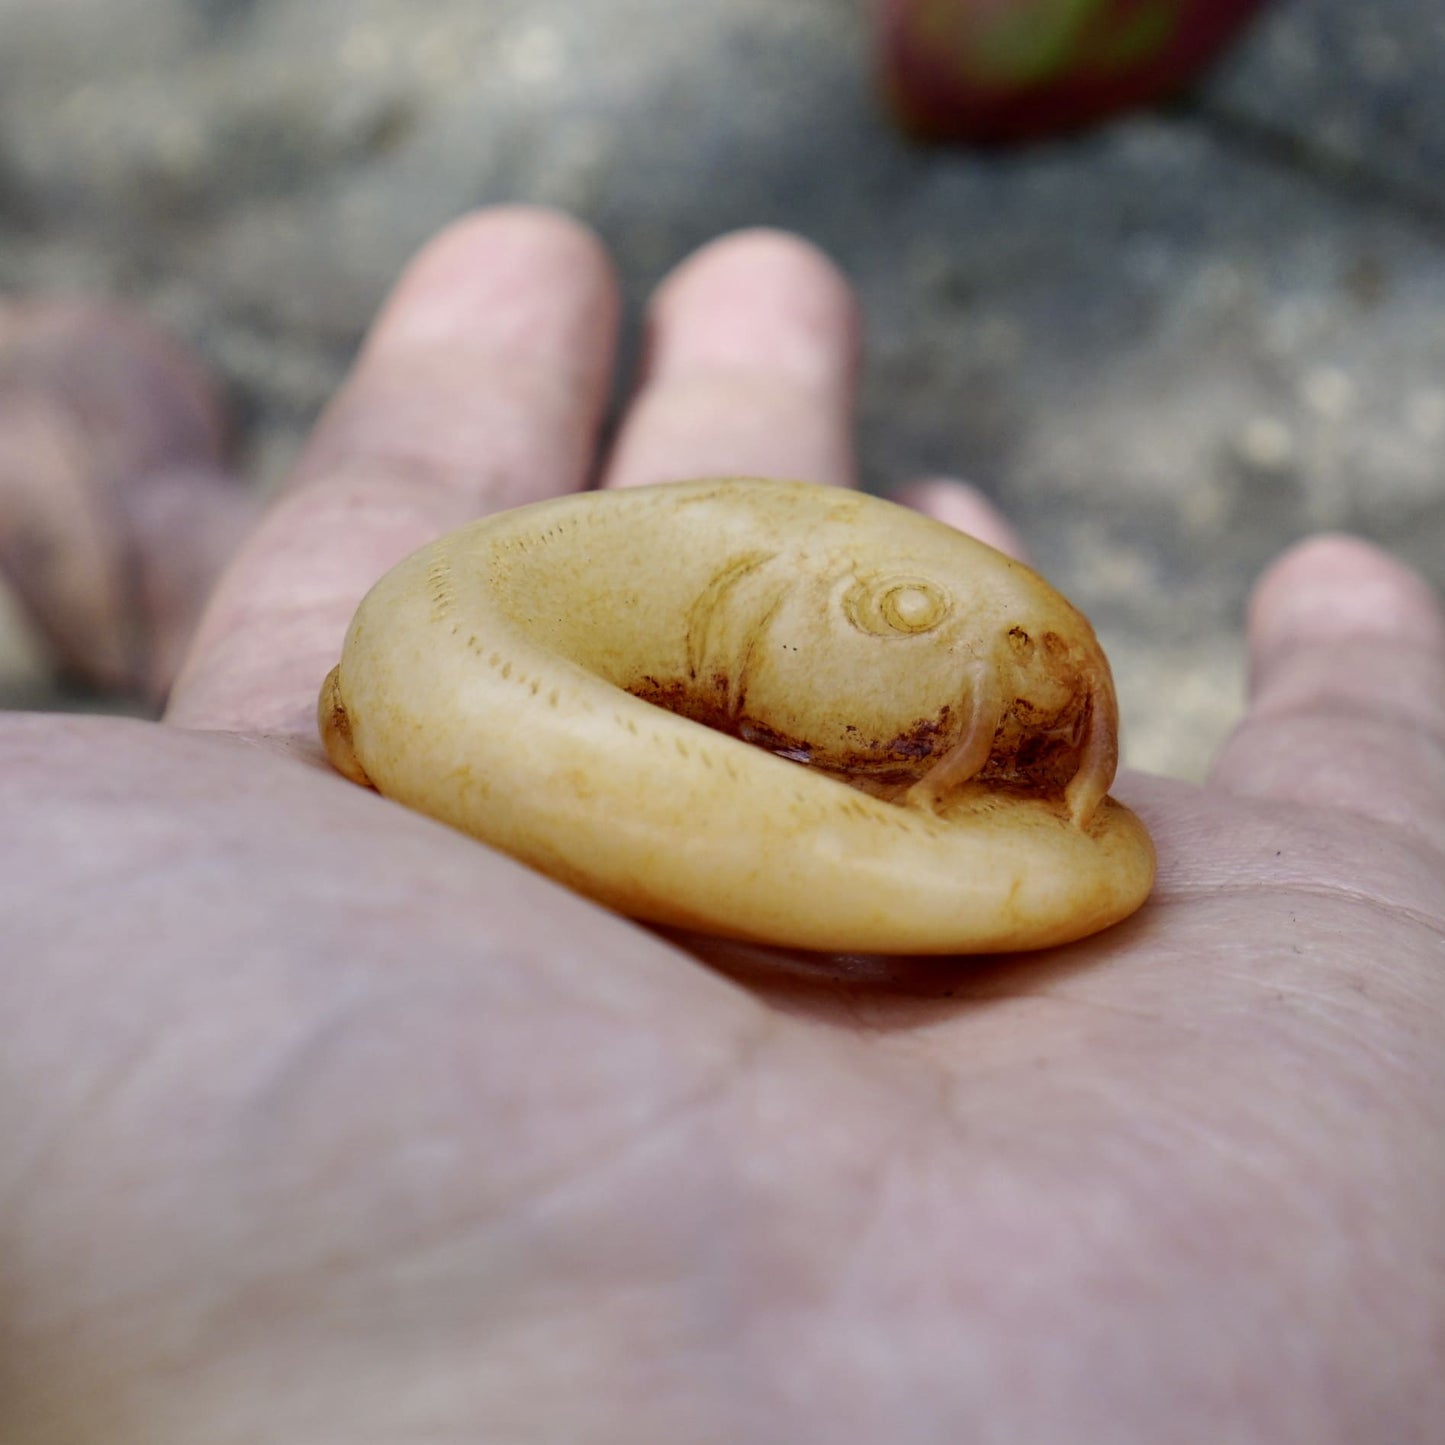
[320,478,1155,952]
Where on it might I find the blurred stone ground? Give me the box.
[1,0,1442,777]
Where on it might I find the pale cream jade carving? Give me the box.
[320,478,1154,952]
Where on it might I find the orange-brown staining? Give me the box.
[624,674,722,727]
[978,696,1089,797]
[318,665,371,788]
[628,672,969,796]
[882,707,956,762]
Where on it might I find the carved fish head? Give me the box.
[706,500,1118,818]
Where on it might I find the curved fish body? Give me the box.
[321,478,1154,953]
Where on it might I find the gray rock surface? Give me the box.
[2,0,1442,778]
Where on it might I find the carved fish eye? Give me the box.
[843,574,952,636]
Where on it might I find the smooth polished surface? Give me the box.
[320,479,1154,952]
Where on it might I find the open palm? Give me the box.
[3,210,1441,1444]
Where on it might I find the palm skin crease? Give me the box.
[1,209,1441,1444]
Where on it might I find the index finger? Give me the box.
[166,208,619,738]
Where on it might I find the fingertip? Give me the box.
[1249,533,1445,666]
[410,204,614,278]
[658,227,853,294]
[291,202,620,497]
[644,227,858,390]
[372,205,620,353]
[893,477,1029,562]
[603,228,858,492]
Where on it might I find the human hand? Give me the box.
[0,299,255,704]
[2,209,1441,1443]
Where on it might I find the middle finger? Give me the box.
[601,230,860,492]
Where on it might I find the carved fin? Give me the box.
[684,549,781,717]
[1063,676,1118,828]
[902,657,1002,813]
